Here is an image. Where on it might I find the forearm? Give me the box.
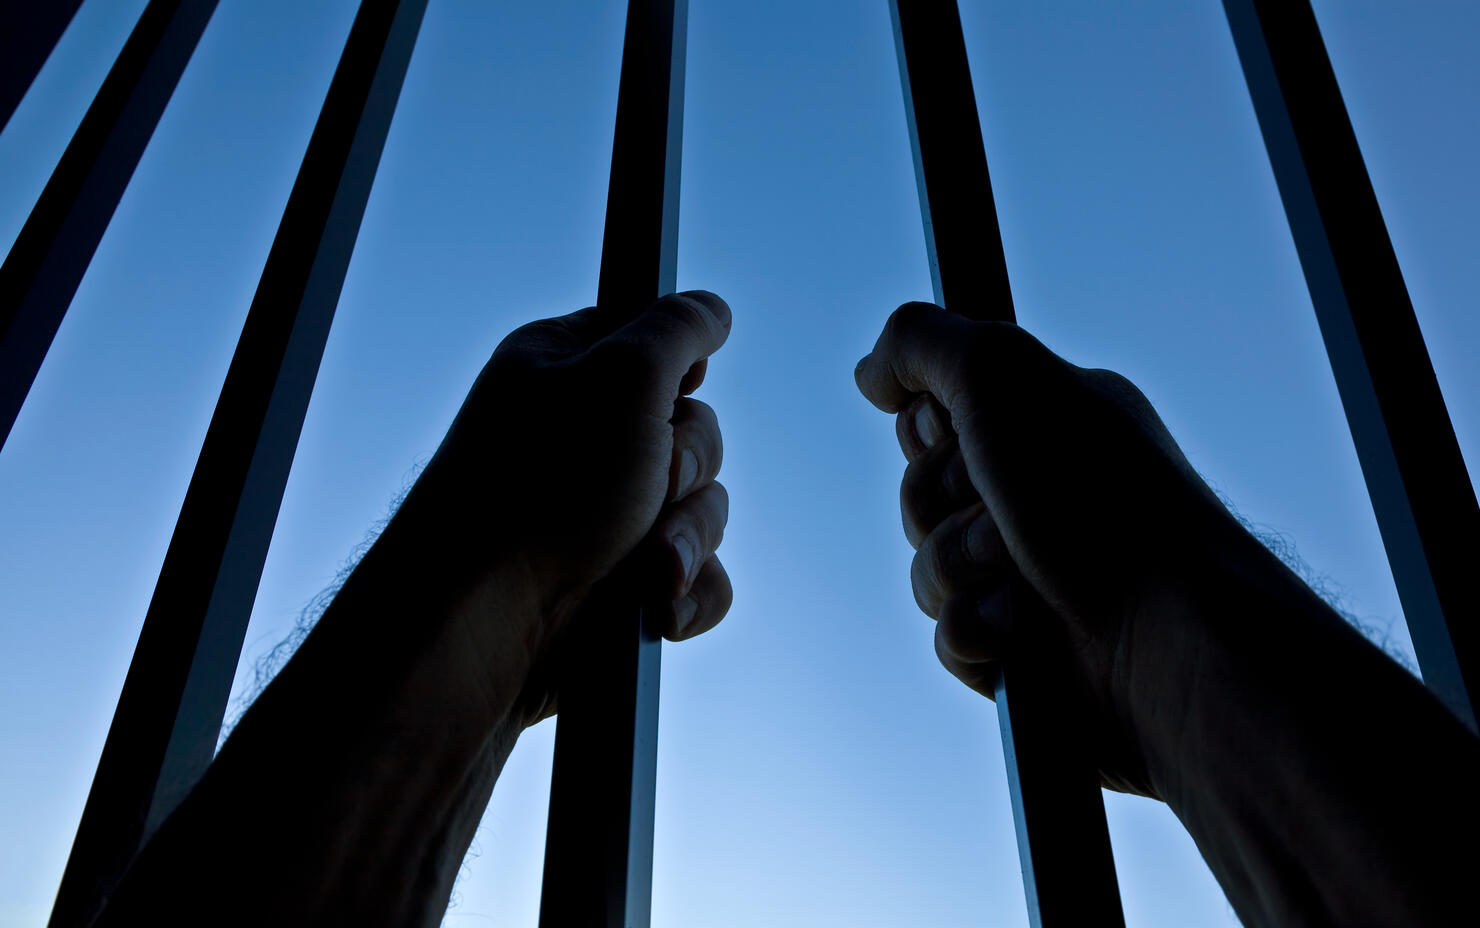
[97,516,545,927]
[1136,541,1480,927]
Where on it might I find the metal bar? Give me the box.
[889,2,1125,924]
[0,0,86,133]
[46,2,428,924]
[1221,0,1480,732]
[538,0,687,924]
[0,0,219,451]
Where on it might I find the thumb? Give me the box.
[855,301,979,413]
[590,290,732,398]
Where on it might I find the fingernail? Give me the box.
[672,533,697,587]
[914,402,942,448]
[676,449,699,498]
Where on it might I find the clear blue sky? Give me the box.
[1,1,1476,925]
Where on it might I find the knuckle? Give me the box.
[933,626,957,670]
[900,442,967,545]
[911,532,951,615]
[1086,367,1148,407]
[678,400,723,462]
[680,484,727,546]
[714,573,734,614]
[915,524,943,575]
[710,426,724,475]
[701,481,730,531]
[699,561,735,625]
[936,595,975,657]
[654,293,716,339]
[697,400,722,442]
[909,549,932,612]
[884,301,935,341]
[900,460,932,542]
[677,396,719,427]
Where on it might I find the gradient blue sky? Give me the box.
[1,1,1476,925]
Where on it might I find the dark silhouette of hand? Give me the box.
[93,292,736,927]
[856,301,1238,796]
[394,291,733,717]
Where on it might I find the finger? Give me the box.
[856,304,1055,420]
[934,584,1019,700]
[670,398,722,501]
[592,290,732,399]
[499,305,629,359]
[854,301,978,413]
[653,481,728,599]
[910,501,1007,617]
[900,436,979,548]
[552,303,634,346]
[934,623,1000,700]
[554,292,727,349]
[661,556,733,641]
[937,584,1014,665]
[896,394,953,462]
[680,358,708,395]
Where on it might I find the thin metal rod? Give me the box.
[0,0,86,133]
[0,0,219,451]
[889,2,1125,924]
[538,0,686,925]
[1222,0,1479,732]
[46,3,428,924]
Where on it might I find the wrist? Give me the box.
[322,500,554,733]
[1114,526,1480,926]
[1109,520,1309,805]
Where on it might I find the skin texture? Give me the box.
[856,301,1480,927]
[93,291,734,927]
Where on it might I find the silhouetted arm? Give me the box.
[1139,533,1479,927]
[98,518,548,926]
[856,300,1479,927]
[94,292,735,927]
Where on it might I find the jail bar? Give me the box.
[1222,0,1480,732]
[889,2,1126,925]
[0,0,85,133]
[538,0,687,925]
[45,3,428,924]
[0,0,219,451]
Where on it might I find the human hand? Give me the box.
[395,291,733,716]
[95,295,734,926]
[855,302,1244,796]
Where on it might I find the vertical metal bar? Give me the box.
[1221,0,1479,732]
[0,0,219,451]
[0,0,86,133]
[539,0,686,925]
[888,2,1125,924]
[46,2,428,924]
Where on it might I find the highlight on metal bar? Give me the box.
[0,0,86,133]
[0,0,220,452]
[888,1,1125,924]
[46,2,429,924]
[1221,0,1479,732]
[538,0,687,925]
